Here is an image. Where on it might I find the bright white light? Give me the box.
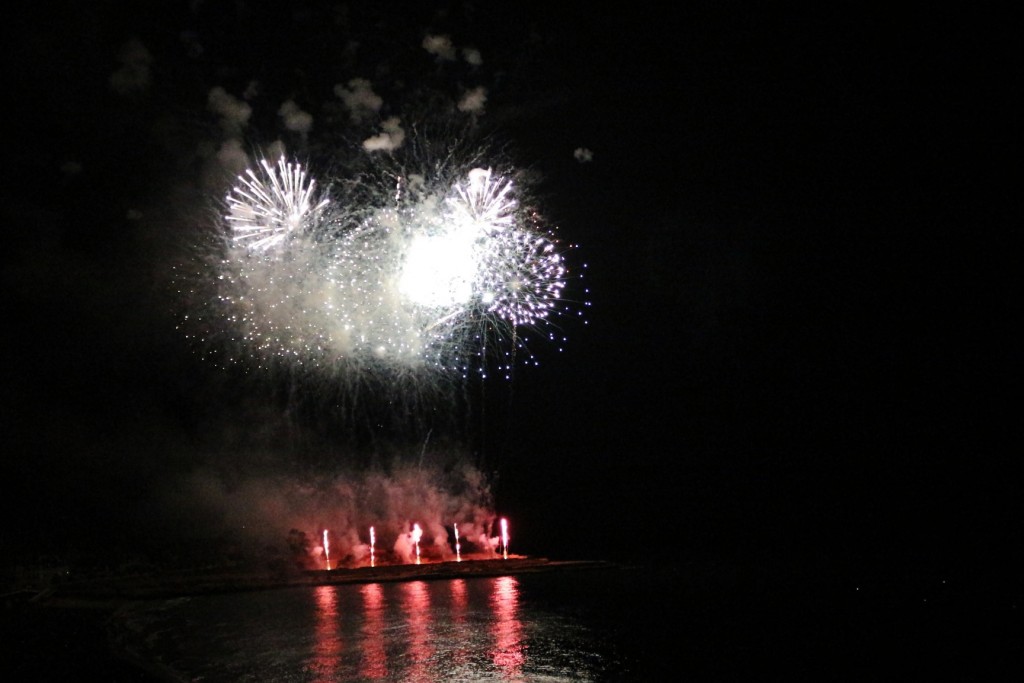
[399,229,477,308]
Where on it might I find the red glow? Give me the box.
[490,576,524,675]
[451,578,467,612]
[312,585,342,682]
[401,581,433,680]
[358,583,387,680]
[448,579,471,669]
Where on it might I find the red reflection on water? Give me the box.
[359,583,388,680]
[451,578,467,615]
[448,579,471,668]
[491,576,524,676]
[312,585,342,682]
[401,580,433,682]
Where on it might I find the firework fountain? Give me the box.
[501,518,510,560]
[411,523,423,565]
[323,529,331,571]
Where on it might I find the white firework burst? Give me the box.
[439,168,566,328]
[195,158,578,379]
[226,156,329,251]
[445,167,517,231]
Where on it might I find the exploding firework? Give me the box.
[447,167,518,231]
[226,157,329,251]
[186,154,582,382]
[412,168,567,331]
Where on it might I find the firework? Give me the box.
[446,167,517,232]
[186,156,581,382]
[323,529,331,570]
[411,522,423,564]
[226,157,329,251]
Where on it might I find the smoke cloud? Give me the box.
[163,460,500,570]
[334,78,384,123]
[109,37,152,95]
[362,116,406,152]
[422,34,457,61]
[279,100,314,134]
[208,87,253,136]
[574,147,594,163]
[458,86,488,114]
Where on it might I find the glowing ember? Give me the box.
[412,523,423,564]
[369,526,376,568]
[454,522,462,562]
[500,518,509,560]
[323,529,331,571]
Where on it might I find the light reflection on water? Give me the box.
[398,581,432,682]
[491,576,525,677]
[358,583,387,680]
[117,572,623,682]
[313,586,341,682]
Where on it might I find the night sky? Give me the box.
[2,1,1016,604]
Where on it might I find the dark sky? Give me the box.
[2,2,1015,591]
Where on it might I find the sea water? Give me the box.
[111,564,675,682]
[107,560,985,681]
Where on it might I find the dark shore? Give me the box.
[1,593,162,681]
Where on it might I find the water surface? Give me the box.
[114,567,648,681]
